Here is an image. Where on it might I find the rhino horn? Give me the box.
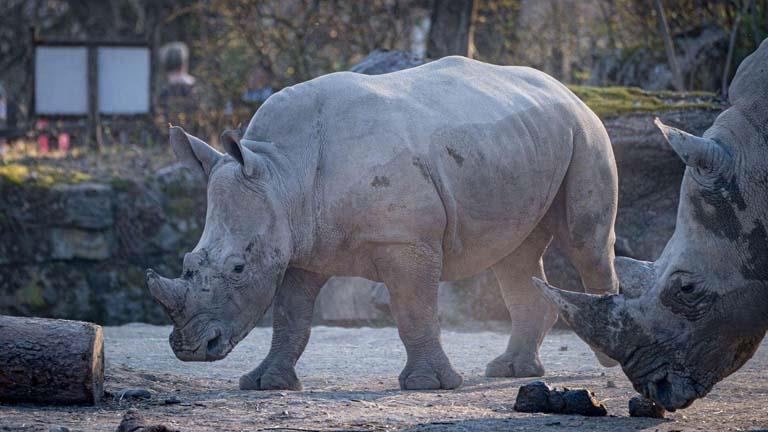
[532,277,631,363]
[615,256,656,299]
[654,118,731,172]
[146,269,185,322]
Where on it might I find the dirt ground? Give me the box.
[2,324,768,431]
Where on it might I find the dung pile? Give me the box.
[514,381,608,417]
[628,396,666,418]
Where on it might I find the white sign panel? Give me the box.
[98,47,150,114]
[35,47,88,115]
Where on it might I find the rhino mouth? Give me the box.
[636,368,707,411]
[171,321,234,362]
[204,328,229,360]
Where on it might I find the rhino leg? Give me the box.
[239,268,328,391]
[378,243,463,390]
[552,146,620,368]
[486,227,556,378]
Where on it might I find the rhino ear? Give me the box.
[170,126,223,178]
[221,130,268,178]
[654,118,731,173]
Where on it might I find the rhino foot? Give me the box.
[239,362,302,391]
[399,361,463,390]
[485,354,545,378]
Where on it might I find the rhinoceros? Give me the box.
[534,38,768,411]
[146,56,620,391]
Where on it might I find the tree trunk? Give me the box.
[722,2,746,98]
[0,315,105,405]
[652,0,685,91]
[427,0,476,59]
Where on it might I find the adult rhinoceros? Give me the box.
[146,56,620,391]
[534,38,768,411]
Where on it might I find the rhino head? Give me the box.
[146,127,292,361]
[534,38,768,411]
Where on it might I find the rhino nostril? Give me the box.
[206,330,222,357]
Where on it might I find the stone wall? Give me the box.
[0,165,205,324]
[0,103,722,326]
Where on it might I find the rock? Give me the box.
[514,381,553,413]
[561,389,608,417]
[163,396,181,405]
[117,409,178,432]
[51,182,114,229]
[117,388,152,401]
[629,396,666,418]
[50,228,113,260]
[514,381,607,417]
[349,49,424,75]
[589,25,727,91]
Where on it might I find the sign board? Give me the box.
[33,42,152,117]
[34,46,88,115]
[97,47,150,114]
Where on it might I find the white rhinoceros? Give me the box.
[147,56,619,391]
[534,38,768,411]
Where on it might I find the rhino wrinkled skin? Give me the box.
[147,56,620,391]
[535,38,768,411]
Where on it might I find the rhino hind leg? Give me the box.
[239,268,328,391]
[552,137,620,368]
[486,227,557,378]
[378,243,463,390]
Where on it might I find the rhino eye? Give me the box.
[680,284,695,294]
[233,264,245,274]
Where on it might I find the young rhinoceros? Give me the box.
[534,38,768,411]
[146,56,620,391]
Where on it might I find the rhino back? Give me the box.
[245,57,604,279]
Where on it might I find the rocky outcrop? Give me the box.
[0,164,205,324]
[589,25,728,92]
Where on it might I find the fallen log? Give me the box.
[0,315,104,404]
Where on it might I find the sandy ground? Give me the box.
[2,324,768,431]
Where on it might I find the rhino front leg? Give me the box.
[378,244,463,390]
[239,268,328,391]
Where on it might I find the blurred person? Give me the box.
[241,66,273,104]
[158,42,199,125]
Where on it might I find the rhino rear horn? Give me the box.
[532,277,631,363]
[654,118,731,173]
[615,257,655,299]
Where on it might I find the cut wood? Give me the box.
[0,315,104,405]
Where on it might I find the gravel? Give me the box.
[2,324,768,431]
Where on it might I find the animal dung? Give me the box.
[514,381,607,416]
[628,396,666,418]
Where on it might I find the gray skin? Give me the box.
[146,56,620,391]
[534,38,768,411]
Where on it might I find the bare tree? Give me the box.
[722,0,749,97]
[652,0,685,91]
[427,0,477,58]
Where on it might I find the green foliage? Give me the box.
[0,163,92,187]
[568,86,719,118]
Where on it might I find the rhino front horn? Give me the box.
[531,277,631,364]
